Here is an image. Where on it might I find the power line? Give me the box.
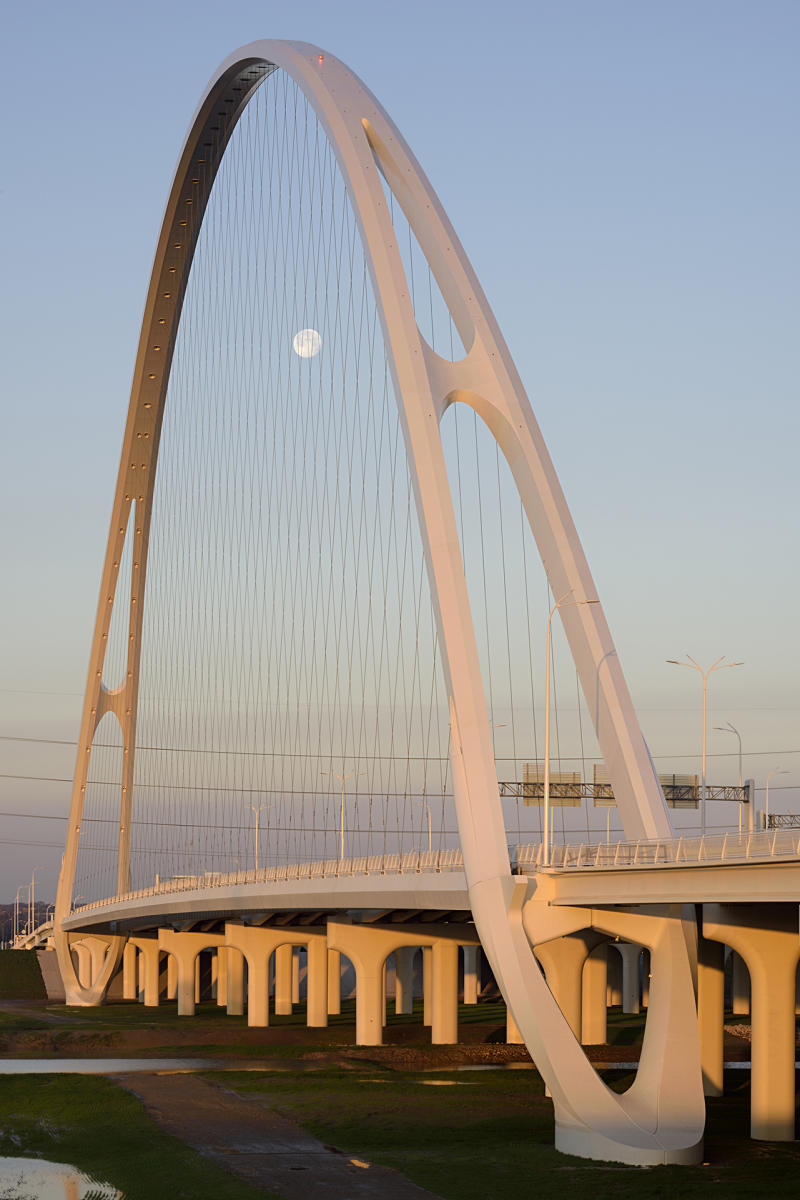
[3,733,800,762]
[0,689,82,697]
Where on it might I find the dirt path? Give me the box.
[118,1072,442,1200]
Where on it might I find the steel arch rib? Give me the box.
[55,41,703,1161]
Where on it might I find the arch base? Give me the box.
[55,929,125,1007]
[556,1123,703,1167]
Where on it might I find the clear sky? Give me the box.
[1,0,798,899]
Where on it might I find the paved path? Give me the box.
[118,1072,442,1199]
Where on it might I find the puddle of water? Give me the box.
[0,1156,120,1198]
[0,1059,214,1074]
[592,1061,762,1071]
[453,1063,534,1072]
[419,1079,475,1086]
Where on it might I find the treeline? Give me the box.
[0,902,52,944]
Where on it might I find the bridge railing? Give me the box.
[513,829,800,871]
[71,847,466,914]
[69,830,800,917]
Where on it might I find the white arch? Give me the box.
[55,41,703,1161]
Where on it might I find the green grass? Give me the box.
[0,950,46,1000]
[37,998,514,1056]
[0,1075,277,1200]
[0,1010,49,1030]
[219,1066,800,1199]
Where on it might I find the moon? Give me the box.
[292,328,322,358]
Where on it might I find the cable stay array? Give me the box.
[74,66,613,905]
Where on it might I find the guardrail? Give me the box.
[512,829,800,871]
[70,828,800,916]
[71,847,466,915]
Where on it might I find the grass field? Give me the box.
[1,1064,793,1200]
[0,996,793,1198]
[220,1065,800,1199]
[0,1074,276,1200]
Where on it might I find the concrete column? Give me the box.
[292,948,301,1005]
[306,936,328,1028]
[167,954,177,1001]
[178,954,198,1016]
[221,926,269,1025]
[74,943,92,990]
[641,950,651,1008]
[246,948,270,1028]
[274,944,293,1015]
[463,945,480,1005]
[381,961,387,1027]
[194,955,201,1004]
[581,942,607,1046]
[122,942,137,1001]
[615,942,641,1015]
[129,937,161,1008]
[431,940,459,1044]
[749,949,797,1140]
[731,951,750,1015]
[697,937,725,1097]
[326,923,386,1046]
[704,903,800,1140]
[423,946,433,1026]
[85,938,108,988]
[215,947,227,1007]
[535,936,590,1039]
[395,946,415,1015]
[224,926,327,1028]
[326,920,478,1049]
[327,949,341,1015]
[136,951,145,1004]
[356,960,384,1045]
[226,946,245,1016]
[606,944,622,1006]
[506,1006,524,1044]
[157,930,224,1017]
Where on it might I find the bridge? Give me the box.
[51,40,798,1168]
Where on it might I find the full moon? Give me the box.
[292,328,322,358]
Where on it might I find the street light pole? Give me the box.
[249,804,268,872]
[544,591,598,867]
[764,767,788,830]
[13,885,26,942]
[414,797,432,853]
[322,770,364,860]
[667,656,743,835]
[714,721,743,833]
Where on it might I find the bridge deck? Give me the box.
[61,832,800,934]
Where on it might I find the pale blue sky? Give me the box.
[1,1,798,896]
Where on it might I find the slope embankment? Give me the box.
[0,948,48,1000]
